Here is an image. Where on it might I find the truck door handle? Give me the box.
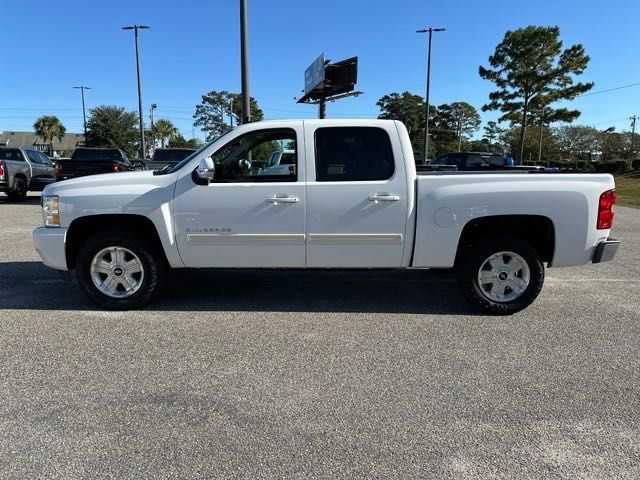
[267,195,299,204]
[368,193,400,202]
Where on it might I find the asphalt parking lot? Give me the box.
[0,193,638,479]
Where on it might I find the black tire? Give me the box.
[456,236,544,315]
[6,177,27,202]
[76,230,167,310]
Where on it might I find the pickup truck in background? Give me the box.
[257,149,296,176]
[55,148,133,181]
[33,120,619,314]
[143,148,196,171]
[0,147,56,201]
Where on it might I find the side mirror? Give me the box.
[196,157,215,180]
[238,158,252,175]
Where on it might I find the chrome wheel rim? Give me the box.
[477,251,530,303]
[90,247,144,299]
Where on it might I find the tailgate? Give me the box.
[58,160,115,178]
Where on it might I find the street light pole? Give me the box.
[150,103,157,149]
[122,24,150,159]
[240,0,251,124]
[456,107,464,152]
[73,86,91,141]
[631,115,638,159]
[417,27,445,163]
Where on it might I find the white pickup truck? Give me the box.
[33,120,619,314]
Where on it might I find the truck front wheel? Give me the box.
[456,236,544,315]
[76,230,166,310]
[6,177,27,202]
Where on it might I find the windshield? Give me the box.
[71,149,124,161]
[163,131,233,174]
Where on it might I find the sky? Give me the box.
[2,0,640,139]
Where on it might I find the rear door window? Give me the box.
[314,127,395,182]
[0,149,25,161]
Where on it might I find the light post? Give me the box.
[456,106,464,151]
[240,0,251,124]
[417,27,445,163]
[150,103,157,150]
[122,24,150,159]
[631,115,638,159]
[73,86,91,140]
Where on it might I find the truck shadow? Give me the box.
[0,261,479,315]
[0,196,42,206]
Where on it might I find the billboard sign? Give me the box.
[304,53,325,95]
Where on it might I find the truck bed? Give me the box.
[412,172,615,269]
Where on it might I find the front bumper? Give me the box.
[592,238,620,264]
[33,226,68,271]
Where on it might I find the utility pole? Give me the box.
[150,103,157,149]
[240,0,251,124]
[417,27,445,163]
[631,115,638,159]
[538,107,545,163]
[456,107,464,151]
[122,24,150,159]
[229,98,235,127]
[72,86,91,141]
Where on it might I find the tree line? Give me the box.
[378,25,637,164]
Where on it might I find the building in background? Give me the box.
[0,131,85,157]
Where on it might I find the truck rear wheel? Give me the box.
[456,236,544,315]
[76,230,166,310]
[6,177,27,202]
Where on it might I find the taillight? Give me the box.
[0,160,4,179]
[113,162,119,173]
[54,161,61,178]
[597,189,615,230]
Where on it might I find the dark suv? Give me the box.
[431,152,508,171]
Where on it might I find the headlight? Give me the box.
[42,195,60,227]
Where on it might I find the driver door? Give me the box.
[173,126,306,268]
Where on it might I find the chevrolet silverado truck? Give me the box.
[33,120,620,314]
[1,147,56,201]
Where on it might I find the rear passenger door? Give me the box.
[305,123,410,267]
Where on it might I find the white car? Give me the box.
[33,119,619,314]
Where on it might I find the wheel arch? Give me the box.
[455,214,555,266]
[66,214,169,270]
[13,172,27,186]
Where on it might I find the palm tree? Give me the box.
[153,119,178,148]
[33,116,66,156]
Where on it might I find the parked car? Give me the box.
[257,149,296,176]
[427,152,543,172]
[55,148,133,181]
[34,119,619,314]
[0,147,57,201]
[144,148,197,171]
